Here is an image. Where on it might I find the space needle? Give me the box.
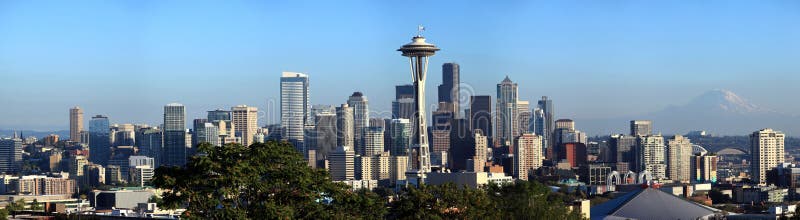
[398,26,439,186]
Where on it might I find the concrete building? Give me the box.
[231,105,259,147]
[362,126,384,157]
[70,106,84,142]
[313,111,337,162]
[514,133,543,181]
[667,135,693,183]
[751,128,785,184]
[638,135,666,179]
[281,72,311,154]
[691,153,718,183]
[90,188,154,209]
[472,130,489,172]
[330,146,355,181]
[559,142,588,168]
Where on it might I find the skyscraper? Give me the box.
[667,135,692,183]
[280,72,311,154]
[472,130,489,172]
[231,105,259,146]
[533,108,545,155]
[469,96,492,141]
[516,100,532,138]
[496,76,518,147]
[348,92,369,155]
[638,135,666,179]
[438,63,460,119]
[138,127,163,168]
[163,103,186,167]
[192,119,208,147]
[514,133,542,181]
[89,115,111,166]
[750,128,785,184]
[336,104,354,148]
[69,106,83,142]
[314,110,337,162]
[393,84,416,120]
[537,96,554,160]
[389,119,411,156]
[630,120,653,136]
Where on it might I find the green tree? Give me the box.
[6,198,26,217]
[389,183,498,220]
[31,199,43,211]
[152,141,384,219]
[0,208,7,219]
[487,180,583,220]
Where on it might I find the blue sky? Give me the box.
[1,0,799,131]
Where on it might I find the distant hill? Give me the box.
[580,90,799,136]
[0,129,70,139]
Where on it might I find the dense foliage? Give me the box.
[153,141,582,219]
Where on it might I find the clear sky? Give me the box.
[1,0,799,131]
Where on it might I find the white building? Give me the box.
[514,133,543,181]
[751,128,785,184]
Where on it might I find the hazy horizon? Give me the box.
[2,1,799,135]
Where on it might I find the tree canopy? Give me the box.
[153,141,581,220]
[152,141,385,219]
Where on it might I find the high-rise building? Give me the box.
[638,135,666,179]
[0,138,23,173]
[389,119,411,156]
[537,96,554,160]
[472,130,489,172]
[611,134,637,171]
[750,128,785,184]
[329,146,355,181]
[68,155,88,180]
[163,103,186,167]
[559,142,588,168]
[356,151,391,181]
[533,108,546,156]
[667,135,692,183]
[348,92,369,155]
[431,102,453,155]
[393,84,415,120]
[514,133,542,181]
[552,119,587,159]
[69,106,83,142]
[207,109,232,123]
[516,101,532,137]
[469,96,492,140]
[314,111,337,162]
[336,104,354,148]
[691,153,718,183]
[630,120,653,136]
[438,63,460,119]
[111,124,136,147]
[496,76,518,147]
[280,72,311,154]
[138,127,162,168]
[89,115,111,166]
[362,127,384,157]
[192,119,208,147]
[232,105,259,147]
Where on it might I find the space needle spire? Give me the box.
[398,26,440,186]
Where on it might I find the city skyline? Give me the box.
[2,1,800,135]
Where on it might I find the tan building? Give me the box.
[514,133,542,181]
[390,155,409,185]
[667,135,692,183]
[472,130,489,172]
[751,128,785,184]
[357,151,390,181]
[639,135,666,179]
[70,107,83,142]
[232,105,259,147]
